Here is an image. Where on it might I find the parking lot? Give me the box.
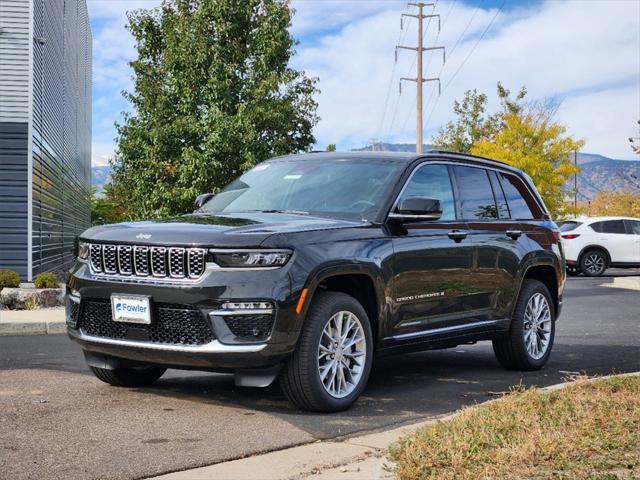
[1,271,639,480]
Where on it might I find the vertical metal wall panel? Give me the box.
[0,123,29,278]
[31,0,92,278]
[0,0,30,122]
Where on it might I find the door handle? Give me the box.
[506,230,522,240]
[447,230,468,242]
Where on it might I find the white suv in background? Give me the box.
[560,217,640,276]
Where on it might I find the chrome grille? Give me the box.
[87,244,207,281]
[151,247,167,277]
[103,245,117,273]
[188,248,206,277]
[89,244,102,272]
[134,246,149,276]
[117,245,133,275]
[169,247,185,277]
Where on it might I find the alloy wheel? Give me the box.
[583,253,605,275]
[317,311,367,398]
[523,293,552,360]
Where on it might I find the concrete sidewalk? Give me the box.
[0,307,66,336]
[150,372,640,480]
[150,416,451,480]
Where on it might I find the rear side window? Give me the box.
[452,166,498,220]
[626,220,640,234]
[399,164,456,220]
[591,220,626,234]
[559,221,582,232]
[497,173,535,219]
[488,171,510,219]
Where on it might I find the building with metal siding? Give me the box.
[0,0,91,281]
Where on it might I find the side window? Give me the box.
[488,171,510,219]
[398,164,455,220]
[600,220,626,234]
[497,173,535,219]
[452,166,498,220]
[590,221,604,233]
[626,220,640,234]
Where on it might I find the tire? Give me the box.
[280,291,374,412]
[580,249,607,277]
[493,279,555,371]
[566,265,581,276]
[89,365,166,387]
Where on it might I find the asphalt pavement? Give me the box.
[1,271,639,480]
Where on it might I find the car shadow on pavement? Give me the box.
[139,341,640,438]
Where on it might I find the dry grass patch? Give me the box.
[389,375,640,480]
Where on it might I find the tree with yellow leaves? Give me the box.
[435,84,584,218]
[586,191,640,217]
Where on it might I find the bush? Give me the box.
[34,272,59,289]
[0,269,21,290]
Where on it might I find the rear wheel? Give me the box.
[493,279,555,371]
[580,249,607,276]
[280,291,373,412]
[89,365,166,387]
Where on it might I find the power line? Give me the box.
[376,2,413,142]
[396,2,445,153]
[425,1,504,126]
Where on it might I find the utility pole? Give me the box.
[397,2,445,154]
[573,150,578,213]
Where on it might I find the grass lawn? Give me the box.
[389,375,639,480]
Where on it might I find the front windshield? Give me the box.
[200,158,403,220]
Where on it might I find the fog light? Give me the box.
[220,301,273,312]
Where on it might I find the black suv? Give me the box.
[67,152,565,412]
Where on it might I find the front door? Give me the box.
[389,164,475,340]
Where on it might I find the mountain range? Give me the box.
[92,144,640,200]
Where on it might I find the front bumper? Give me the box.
[66,261,301,371]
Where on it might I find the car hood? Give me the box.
[80,212,363,247]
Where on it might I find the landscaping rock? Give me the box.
[0,287,65,310]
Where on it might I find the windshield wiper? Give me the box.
[250,209,310,215]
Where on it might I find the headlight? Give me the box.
[210,249,292,268]
[78,242,89,261]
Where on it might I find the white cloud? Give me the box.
[92,141,117,167]
[295,0,640,158]
[87,0,640,165]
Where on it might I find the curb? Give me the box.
[149,372,640,480]
[0,320,66,336]
[0,307,66,336]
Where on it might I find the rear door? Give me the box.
[390,163,474,339]
[625,220,640,263]
[451,166,523,321]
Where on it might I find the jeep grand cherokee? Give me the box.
[66,151,565,412]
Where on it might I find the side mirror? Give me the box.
[194,193,215,210]
[389,196,442,221]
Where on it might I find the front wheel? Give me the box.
[89,365,166,387]
[280,291,373,412]
[493,279,555,371]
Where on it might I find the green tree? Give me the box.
[111,0,319,219]
[471,91,583,218]
[432,89,498,153]
[91,186,126,225]
[326,143,336,152]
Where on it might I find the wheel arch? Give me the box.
[521,264,559,316]
[578,244,611,267]
[300,264,385,347]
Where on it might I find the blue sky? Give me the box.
[87,0,640,166]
